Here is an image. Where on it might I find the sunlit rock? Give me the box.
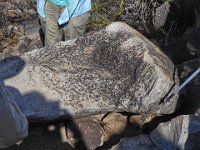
[0,22,178,121]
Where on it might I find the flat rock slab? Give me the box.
[0,22,178,121]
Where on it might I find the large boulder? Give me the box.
[0,22,178,121]
[113,115,200,150]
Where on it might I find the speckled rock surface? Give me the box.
[0,22,178,121]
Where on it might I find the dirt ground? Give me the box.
[2,123,74,150]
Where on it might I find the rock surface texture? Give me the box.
[0,22,178,121]
[112,115,200,150]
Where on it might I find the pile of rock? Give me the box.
[0,0,40,59]
[0,0,200,149]
[112,115,200,150]
[0,22,188,149]
[0,0,36,26]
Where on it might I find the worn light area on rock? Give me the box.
[0,22,178,121]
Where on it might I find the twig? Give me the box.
[165,20,174,46]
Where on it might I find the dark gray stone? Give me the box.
[184,27,200,55]
[0,22,178,121]
[153,2,171,29]
[177,58,200,116]
[113,115,200,150]
[111,135,158,150]
[150,115,200,150]
[67,118,103,150]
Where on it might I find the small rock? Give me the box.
[23,8,29,14]
[102,113,128,142]
[15,9,22,15]
[0,32,3,41]
[184,27,200,55]
[7,25,14,34]
[7,9,17,17]
[29,9,36,15]
[153,2,170,29]
[66,118,103,150]
[129,114,156,127]
[102,113,140,142]
[13,26,19,31]
[15,37,32,54]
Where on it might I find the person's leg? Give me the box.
[38,16,46,46]
[63,12,90,40]
[45,1,61,46]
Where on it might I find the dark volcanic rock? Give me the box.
[161,39,198,65]
[184,27,200,55]
[67,118,103,149]
[0,22,178,121]
[177,58,200,116]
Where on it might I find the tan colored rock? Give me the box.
[7,10,17,17]
[130,114,156,127]
[102,113,140,143]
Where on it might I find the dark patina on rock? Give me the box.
[0,22,178,121]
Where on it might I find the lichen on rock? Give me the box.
[0,22,179,121]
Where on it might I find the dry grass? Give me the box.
[87,0,125,30]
